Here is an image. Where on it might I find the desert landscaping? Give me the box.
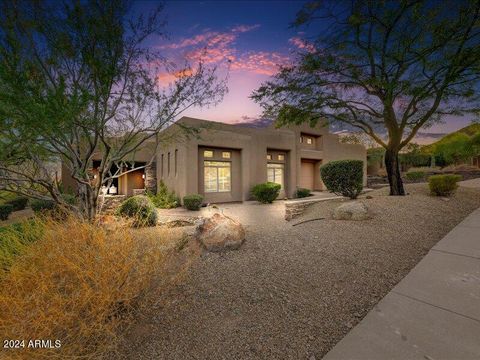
[118,182,480,359]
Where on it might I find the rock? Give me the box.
[194,213,245,252]
[333,202,369,221]
[164,219,195,228]
[366,195,373,199]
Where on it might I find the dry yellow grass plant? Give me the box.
[0,217,173,359]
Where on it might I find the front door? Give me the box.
[300,160,315,190]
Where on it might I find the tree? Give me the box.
[252,0,480,195]
[338,131,378,148]
[0,0,227,220]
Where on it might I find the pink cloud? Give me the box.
[289,37,316,53]
[155,24,290,83]
[231,24,261,33]
[159,24,259,51]
[157,68,194,85]
[230,51,290,75]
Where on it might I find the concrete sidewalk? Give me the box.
[323,206,480,360]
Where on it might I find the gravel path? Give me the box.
[122,184,480,359]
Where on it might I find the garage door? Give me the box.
[300,160,315,190]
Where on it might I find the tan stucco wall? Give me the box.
[157,117,366,202]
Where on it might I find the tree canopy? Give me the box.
[0,0,227,220]
[252,0,480,195]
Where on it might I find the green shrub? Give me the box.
[428,174,462,197]
[183,194,203,211]
[60,193,77,206]
[116,195,158,227]
[0,204,14,221]
[295,188,311,198]
[251,182,281,203]
[405,171,426,181]
[147,181,180,209]
[4,197,28,211]
[320,160,364,199]
[30,199,56,213]
[30,194,76,215]
[0,219,44,271]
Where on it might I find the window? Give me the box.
[167,152,170,176]
[204,161,231,193]
[278,154,285,161]
[175,149,178,176]
[301,135,314,145]
[267,163,284,189]
[266,154,272,160]
[222,151,231,159]
[161,154,164,178]
[204,150,214,158]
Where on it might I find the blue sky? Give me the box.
[136,0,473,141]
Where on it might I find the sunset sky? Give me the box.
[140,0,474,142]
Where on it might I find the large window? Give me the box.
[204,161,231,193]
[267,163,284,188]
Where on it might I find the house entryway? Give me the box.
[300,160,315,190]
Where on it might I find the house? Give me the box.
[156,117,365,203]
[61,117,366,203]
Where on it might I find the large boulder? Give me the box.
[333,202,369,221]
[194,213,245,252]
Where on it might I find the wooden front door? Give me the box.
[300,160,315,190]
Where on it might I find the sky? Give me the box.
[137,0,474,142]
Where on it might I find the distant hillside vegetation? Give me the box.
[421,123,480,154]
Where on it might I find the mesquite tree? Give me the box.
[0,0,227,220]
[252,0,480,195]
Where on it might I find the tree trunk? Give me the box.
[78,183,98,222]
[384,148,405,196]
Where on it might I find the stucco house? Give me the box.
[62,117,366,203]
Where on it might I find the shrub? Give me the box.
[295,188,311,198]
[251,182,281,203]
[5,197,28,211]
[429,174,462,197]
[0,219,44,271]
[147,181,180,209]
[61,193,77,206]
[0,217,165,359]
[30,199,55,213]
[405,171,426,181]
[0,204,14,221]
[183,194,204,210]
[116,195,158,227]
[320,160,364,199]
[407,166,442,174]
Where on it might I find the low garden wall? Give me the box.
[99,195,126,214]
[285,197,340,221]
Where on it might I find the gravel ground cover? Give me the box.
[121,183,480,360]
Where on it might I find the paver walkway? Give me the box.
[323,203,480,359]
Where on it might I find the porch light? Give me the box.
[93,174,97,179]
[142,174,145,179]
